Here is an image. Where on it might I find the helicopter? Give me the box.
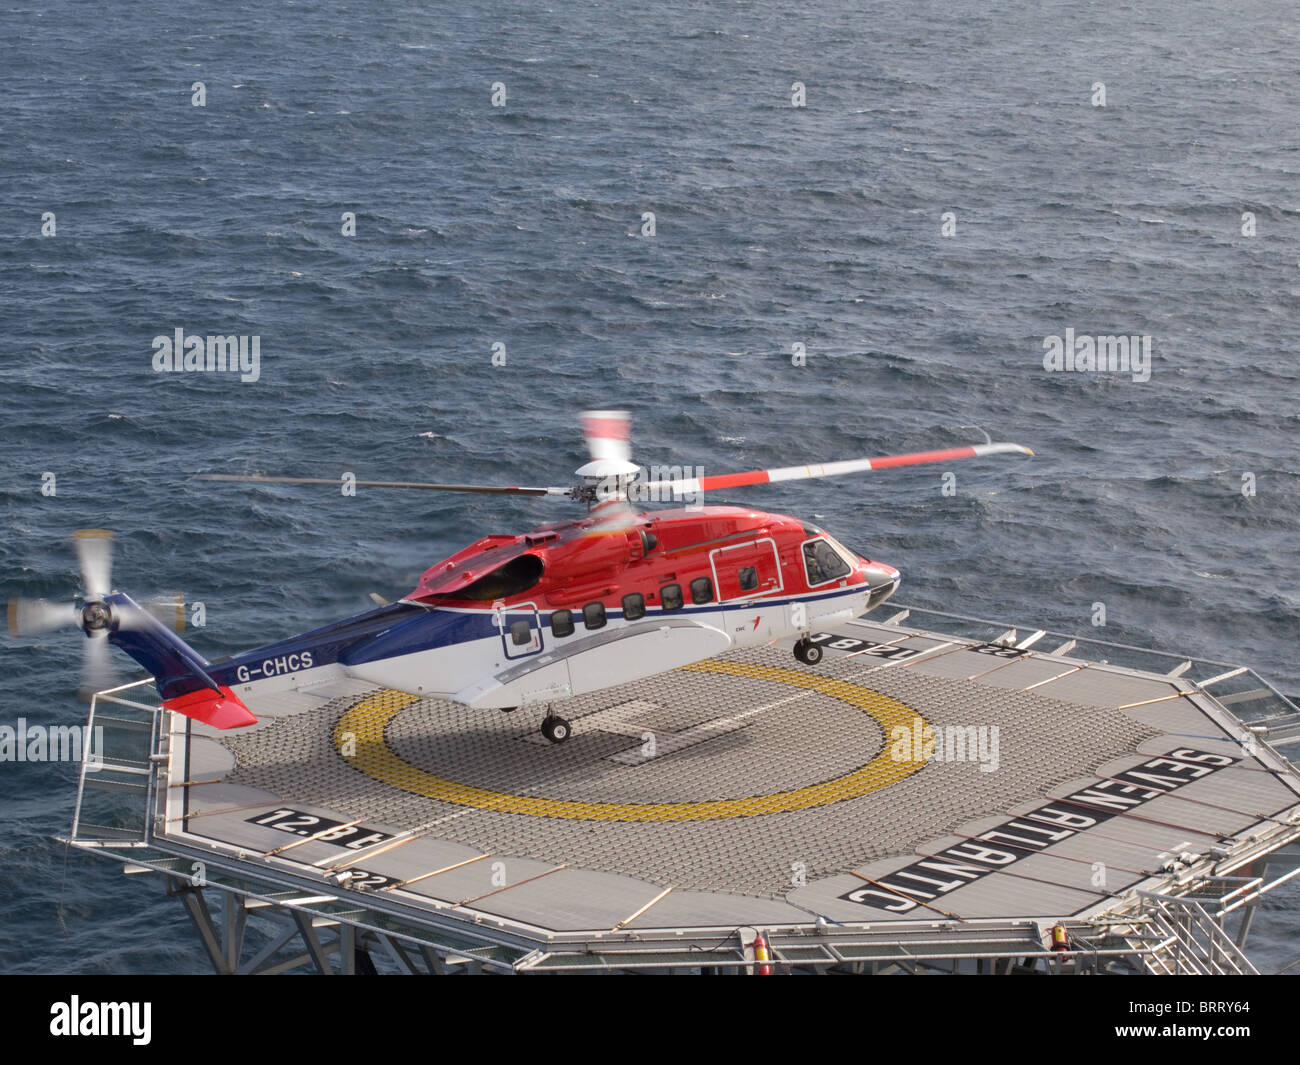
[8,412,1031,743]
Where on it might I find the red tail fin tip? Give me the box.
[161,685,258,729]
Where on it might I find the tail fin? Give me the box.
[156,683,258,730]
[104,593,257,729]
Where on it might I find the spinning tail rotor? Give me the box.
[8,530,187,699]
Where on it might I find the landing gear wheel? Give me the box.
[541,715,572,744]
[794,638,823,665]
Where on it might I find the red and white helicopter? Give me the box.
[10,413,1031,742]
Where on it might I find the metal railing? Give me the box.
[1128,892,1260,975]
[71,679,161,846]
[888,603,1300,763]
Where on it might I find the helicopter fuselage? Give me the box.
[173,504,900,716]
[37,411,1027,734]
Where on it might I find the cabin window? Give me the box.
[660,583,683,611]
[583,601,607,629]
[622,593,646,621]
[550,609,574,637]
[690,576,714,604]
[738,566,758,591]
[803,538,851,585]
[509,619,532,646]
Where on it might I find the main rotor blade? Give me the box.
[638,442,1034,498]
[74,529,114,599]
[198,474,571,497]
[8,598,79,636]
[581,410,632,464]
[575,410,639,479]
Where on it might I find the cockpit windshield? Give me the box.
[822,533,862,567]
[803,538,852,585]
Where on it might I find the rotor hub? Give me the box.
[81,600,111,633]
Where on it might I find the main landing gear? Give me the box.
[502,705,572,744]
[793,638,823,665]
[540,712,572,744]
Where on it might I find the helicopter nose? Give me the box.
[863,562,901,608]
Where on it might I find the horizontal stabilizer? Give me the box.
[161,685,258,730]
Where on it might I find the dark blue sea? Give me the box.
[2,0,1297,974]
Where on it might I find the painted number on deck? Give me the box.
[807,633,924,659]
[247,808,393,850]
[970,643,1029,658]
[333,869,398,890]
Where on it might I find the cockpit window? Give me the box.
[822,533,862,566]
[803,538,851,586]
[443,554,544,601]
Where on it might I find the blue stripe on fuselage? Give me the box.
[339,607,494,666]
[208,585,865,683]
[339,586,865,666]
[206,602,425,687]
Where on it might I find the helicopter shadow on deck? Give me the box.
[380,715,769,796]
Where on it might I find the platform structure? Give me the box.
[65,605,1300,974]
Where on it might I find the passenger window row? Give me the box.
[546,577,717,637]
[661,577,713,610]
[548,601,611,637]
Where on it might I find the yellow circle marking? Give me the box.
[333,659,929,822]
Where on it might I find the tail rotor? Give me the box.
[8,530,186,700]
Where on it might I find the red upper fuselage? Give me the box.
[406,505,879,611]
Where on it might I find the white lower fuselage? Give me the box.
[226,583,874,712]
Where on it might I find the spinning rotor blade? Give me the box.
[115,593,186,633]
[80,631,119,698]
[576,499,643,532]
[145,593,187,633]
[74,529,114,599]
[199,417,1032,510]
[15,529,184,701]
[638,441,1034,498]
[575,410,639,480]
[7,598,78,636]
[581,410,632,463]
[198,474,571,497]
